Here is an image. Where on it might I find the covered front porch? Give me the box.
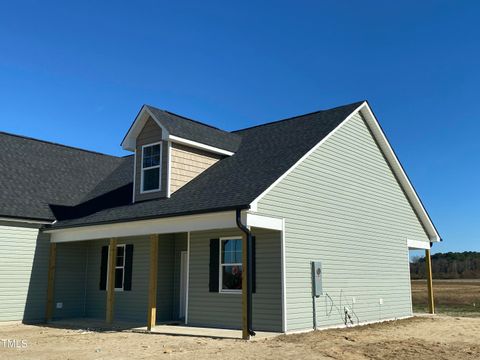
[43,210,285,339]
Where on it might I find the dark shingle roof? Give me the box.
[145,105,241,152]
[50,101,364,228]
[0,132,129,221]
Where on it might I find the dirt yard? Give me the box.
[1,316,479,359]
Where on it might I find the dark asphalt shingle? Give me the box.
[49,101,364,228]
[146,106,242,152]
[0,101,363,225]
[0,133,128,221]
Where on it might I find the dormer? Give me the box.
[122,105,241,202]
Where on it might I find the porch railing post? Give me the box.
[147,234,159,331]
[106,238,117,324]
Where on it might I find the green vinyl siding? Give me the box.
[188,228,282,332]
[53,242,88,319]
[52,234,186,324]
[0,222,50,322]
[257,111,429,331]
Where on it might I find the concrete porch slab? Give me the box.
[47,318,280,340]
[145,324,280,340]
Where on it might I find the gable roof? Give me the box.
[0,132,128,221]
[48,101,365,228]
[1,101,439,243]
[121,105,241,153]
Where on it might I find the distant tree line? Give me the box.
[410,251,480,279]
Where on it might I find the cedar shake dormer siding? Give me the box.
[170,143,222,193]
[134,117,169,201]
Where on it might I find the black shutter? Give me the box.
[124,244,134,291]
[252,236,256,293]
[99,246,108,290]
[209,239,219,292]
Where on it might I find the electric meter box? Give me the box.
[311,261,323,297]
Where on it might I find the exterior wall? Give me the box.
[134,117,169,201]
[257,111,430,332]
[0,221,50,322]
[170,143,222,193]
[52,234,186,324]
[53,242,88,319]
[156,234,174,322]
[188,227,282,332]
[84,236,150,323]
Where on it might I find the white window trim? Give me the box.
[219,236,243,294]
[107,244,126,292]
[140,142,163,194]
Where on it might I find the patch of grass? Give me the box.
[413,304,480,317]
[412,280,480,317]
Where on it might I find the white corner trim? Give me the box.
[249,102,366,212]
[281,218,287,333]
[122,105,169,151]
[249,101,440,243]
[407,238,431,250]
[166,141,172,198]
[169,135,234,156]
[245,213,283,231]
[45,211,240,243]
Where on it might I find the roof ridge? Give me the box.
[145,105,229,133]
[0,131,122,158]
[164,110,225,132]
[232,101,365,133]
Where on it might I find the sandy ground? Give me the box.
[1,316,479,359]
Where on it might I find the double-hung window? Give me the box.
[115,244,126,290]
[220,238,242,292]
[141,143,162,192]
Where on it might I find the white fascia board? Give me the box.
[245,212,283,231]
[407,239,431,250]
[169,135,234,156]
[45,211,239,243]
[249,101,441,243]
[121,106,169,151]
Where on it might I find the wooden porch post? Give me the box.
[45,242,57,322]
[241,232,249,340]
[147,234,159,331]
[106,238,117,324]
[425,248,435,314]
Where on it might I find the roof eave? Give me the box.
[43,204,251,232]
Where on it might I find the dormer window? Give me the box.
[141,143,162,193]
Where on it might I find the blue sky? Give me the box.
[0,1,478,253]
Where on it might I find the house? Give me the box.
[0,101,440,338]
